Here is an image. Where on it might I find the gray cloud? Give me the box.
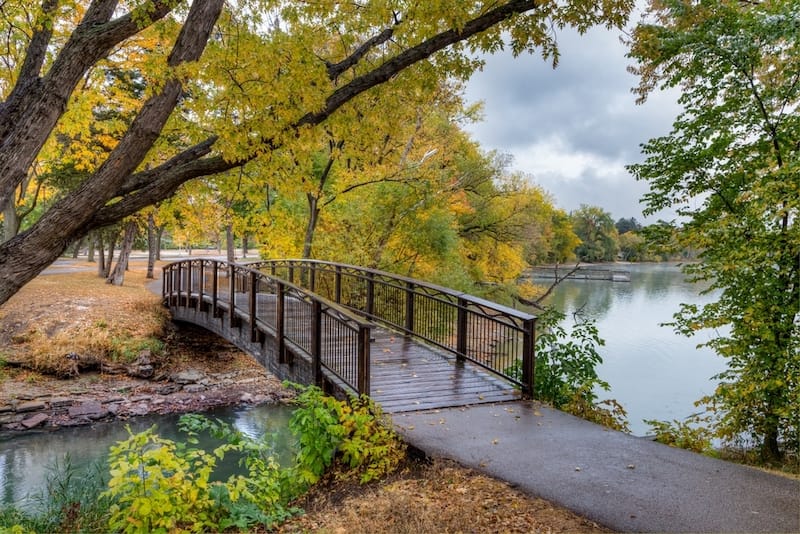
[464,25,681,222]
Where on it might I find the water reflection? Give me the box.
[527,263,725,436]
[0,403,294,508]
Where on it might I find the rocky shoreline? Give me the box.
[0,366,292,432]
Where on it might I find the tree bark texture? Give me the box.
[147,212,157,279]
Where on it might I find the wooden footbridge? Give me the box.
[162,260,536,413]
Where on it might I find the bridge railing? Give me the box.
[162,259,372,395]
[248,259,537,396]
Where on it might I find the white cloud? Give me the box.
[463,23,682,223]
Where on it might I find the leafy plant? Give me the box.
[646,414,716,454]
[506,308,628,431]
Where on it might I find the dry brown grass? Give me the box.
[279,458,610,534]
[0,263,167,376]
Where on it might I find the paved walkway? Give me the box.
[394,401,799,533]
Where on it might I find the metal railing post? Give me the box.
[277,282,287,363]
[249,270,258,342]
[197,261,204,311]
[211,261,219,317]
[456,297,468,362]
[521,317,536,399]
[229,264,236,327]
[357,326,371,395]
[312,300,322,387]
[365,272,375,317]
[405,281,415,333]
[334,265,342,304]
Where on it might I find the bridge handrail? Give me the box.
[248,259,537,396]
[162,259,372,395]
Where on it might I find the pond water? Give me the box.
[532,262,726,436]
[0,403,294,509]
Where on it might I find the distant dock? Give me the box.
[525,265,631,282]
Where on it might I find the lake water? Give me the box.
[534,263,726,436]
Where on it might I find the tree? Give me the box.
[571,205,619,262]
[615,216,641,235]
[0,1,632,306]
[627,0,800,460]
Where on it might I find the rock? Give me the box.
[15,400,46,413]
[0,404,13,414]
[183,384,206,393]
[49,397,74,408]
[158,384,181,395]
[240,392,254,403]
[172,369,205,385]
[21,413,49,429]
[68,401,108,420]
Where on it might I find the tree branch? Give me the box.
[326,26,397,81]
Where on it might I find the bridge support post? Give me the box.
[357,326,371,395]
[228,264,236,328]
[277,282,287,363]
[312,300,322,388]
[521,317,536,399]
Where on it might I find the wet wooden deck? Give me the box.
[368,327,520,413]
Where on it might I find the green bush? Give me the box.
[646,414,715,454]
[506,308,628,431]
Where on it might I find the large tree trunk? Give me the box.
[155,226,165,261]
[107,220,137,286]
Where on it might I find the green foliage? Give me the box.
[104,426,222,533]
[628,0,800,461]
[571,205,619,262]
[287,383,406,485]
[645,414,716,454]
[97,385,404,533]
[507,309,628,431]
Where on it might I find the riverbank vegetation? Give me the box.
[0,383,607,533]
[628,0,800,463]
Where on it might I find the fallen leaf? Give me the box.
[492,439,499,445]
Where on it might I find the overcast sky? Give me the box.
[463,24,681,224]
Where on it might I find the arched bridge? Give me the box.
[162,259,536,413]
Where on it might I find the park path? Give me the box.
[395,401,799,533]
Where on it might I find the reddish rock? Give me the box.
[21,413,49,429]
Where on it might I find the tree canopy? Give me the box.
[0,0,634,305]
[628,0,800,460]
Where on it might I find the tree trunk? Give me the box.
[146,212,157,279]
[87,233,95,262]
[226,224,236,262]
[71,237,84,258]
[107,220,137,286]
[96,233,105,277]
[242,234,249,258]
[2,200,19,244]
[302,194,320,259]
[104,232,118,279]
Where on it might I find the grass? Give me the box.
[0,268,168,376]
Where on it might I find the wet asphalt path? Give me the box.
[395,401,799,533]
